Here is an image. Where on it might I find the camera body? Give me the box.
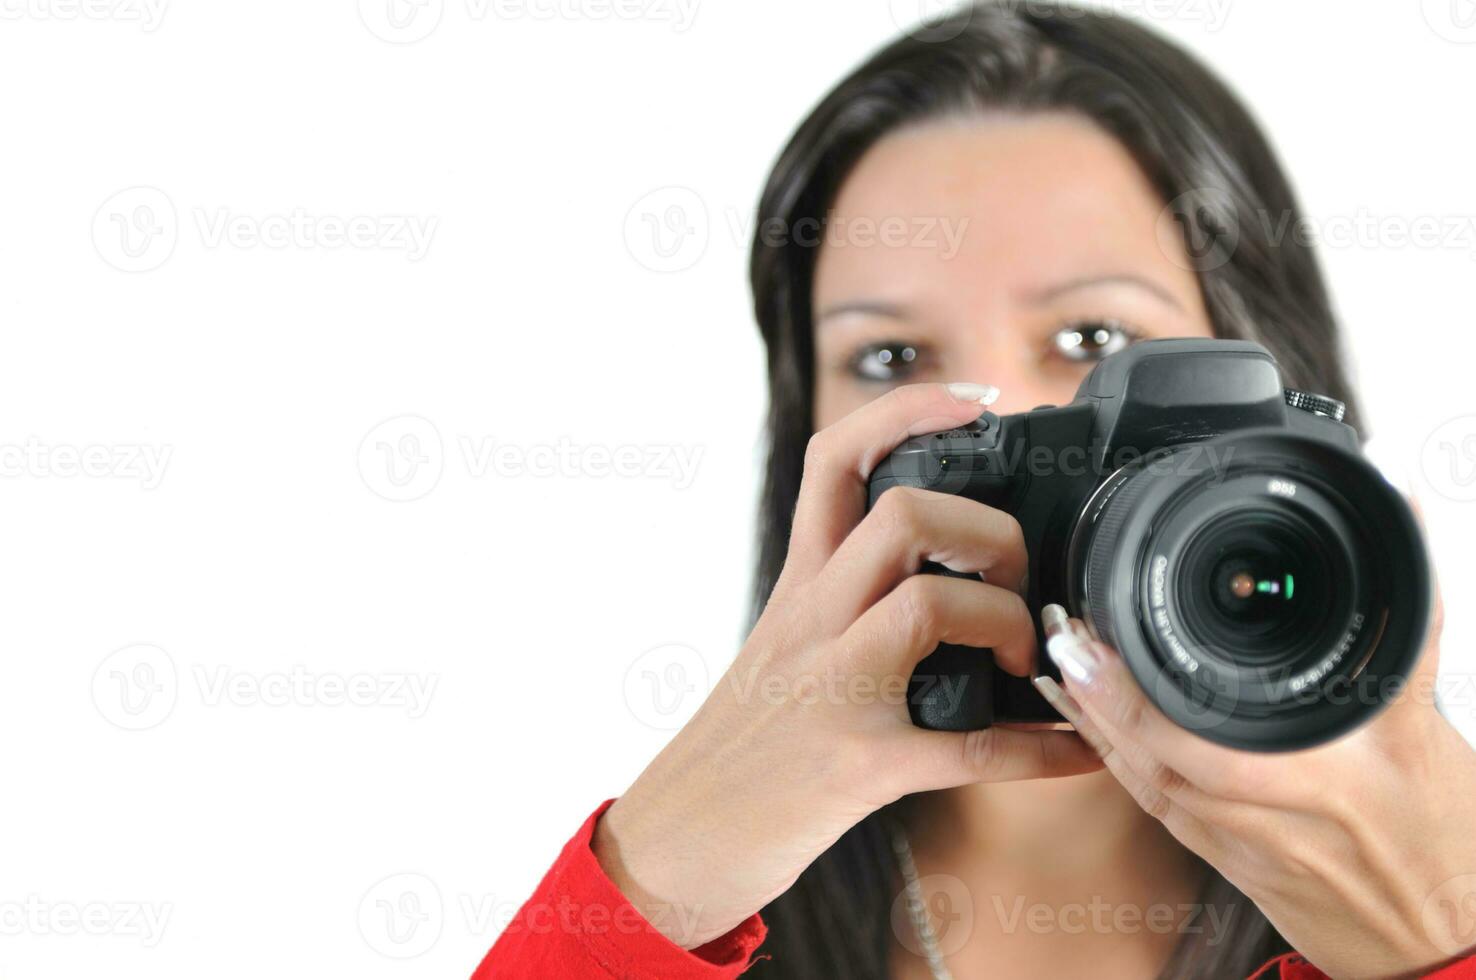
[867,339,1430,751]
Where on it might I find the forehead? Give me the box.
[814,112,1191,306]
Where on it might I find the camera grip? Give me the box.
[907,564,997,731]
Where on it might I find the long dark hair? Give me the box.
[746,4,1359,977]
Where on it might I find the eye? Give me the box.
[848,341,925,382]
[1051,319,1141,363]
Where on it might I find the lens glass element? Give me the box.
[1175,506,1346,671]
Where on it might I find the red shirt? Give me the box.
[474,801,1476,980]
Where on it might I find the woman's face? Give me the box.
[813,113,1215,427]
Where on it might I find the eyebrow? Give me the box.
[814,300,911,325]
[815,274,1185,327]
[1028,274,1184,312]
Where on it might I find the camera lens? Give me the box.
[1067,431,1429,751]
[1175,506,1347,671]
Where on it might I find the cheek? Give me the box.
[813,377,868,431]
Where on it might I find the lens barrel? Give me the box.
[1066,431,1430,750]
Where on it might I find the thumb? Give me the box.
[895,725,1101,794]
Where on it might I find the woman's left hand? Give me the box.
[1033,588,1476,980]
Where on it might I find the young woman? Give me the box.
[478,5,1476,978]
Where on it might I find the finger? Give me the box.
[777,383,997,592]
[812,486,1027,632]
[893,723,1103,792]
[1055,610,1351,818]
[843,573,1036,677]
[1036,612,1223,829]
[1029,672,1113,759]
[1032,675,1218,849]
[1041,605,1263,802]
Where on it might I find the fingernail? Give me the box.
[1046,629,1097,685]
[1032,675,1084,723]
[1041,603,1070,638]
[1034,676,1111,759]
[1068,617,1092,641]
[946,382,1000,406]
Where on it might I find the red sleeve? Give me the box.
[472,800,768,979]
[1250,952,1476,979]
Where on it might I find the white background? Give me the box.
[2,1,1474,977]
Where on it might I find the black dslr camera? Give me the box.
[867,339,1430,751]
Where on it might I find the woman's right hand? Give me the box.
[592,383,1102,949]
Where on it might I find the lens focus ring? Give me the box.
[1079,463,1159,653]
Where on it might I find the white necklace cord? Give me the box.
[890,825,955,980]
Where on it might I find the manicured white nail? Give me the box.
[1041,603,1070,638]
[1047,629,1097,685]
[946,382,1000,406]
[1032,675,1082,721]
[1034,676,1109,758]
